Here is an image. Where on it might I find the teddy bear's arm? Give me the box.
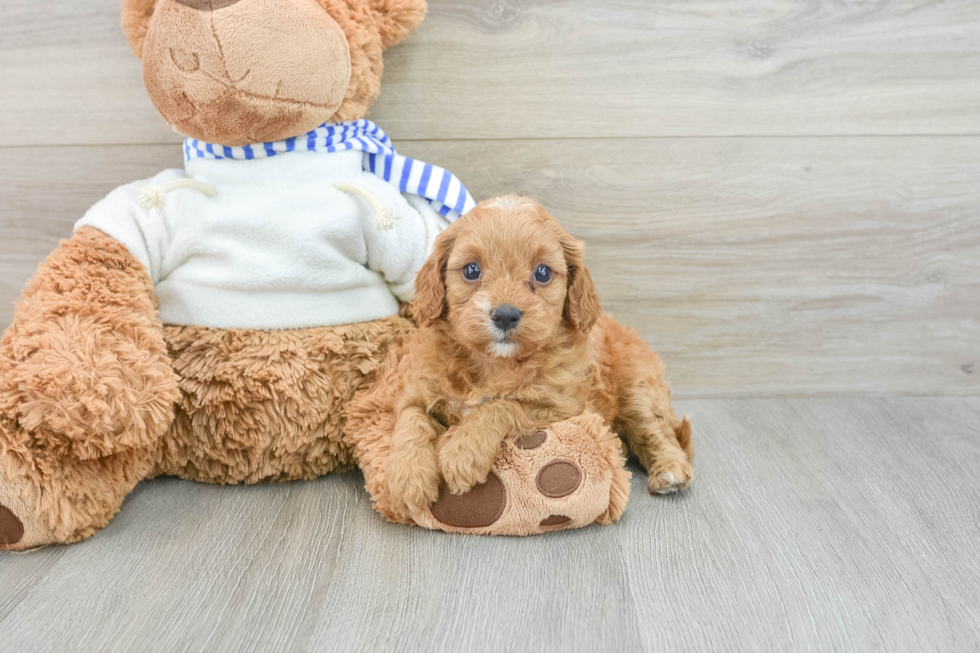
[73,171,187,286]
[0,227,179,460]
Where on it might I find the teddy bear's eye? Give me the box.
[534,264,553,284]
[463,262,482,281]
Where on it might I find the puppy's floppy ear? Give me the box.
[412,224,456,327]
[121,0,159,59]
[561,234,602,334]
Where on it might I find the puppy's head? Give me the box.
[413,196,601,359]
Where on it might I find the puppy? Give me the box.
[385,196,693,515]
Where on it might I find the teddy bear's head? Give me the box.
[121,0,426,146]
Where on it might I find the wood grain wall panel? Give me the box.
[2,138,976,396]
[2,0,980,146]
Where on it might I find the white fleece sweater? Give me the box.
[76,150,449,330]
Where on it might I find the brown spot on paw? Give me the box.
[430,471,506,528]
[540,514,571,527]
[536,460,582,498]
[0,503,24,550]
[515,429,548,450]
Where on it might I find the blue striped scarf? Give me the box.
[184,119,476,221]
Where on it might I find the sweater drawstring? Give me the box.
[335,183,398,231]
[137,179,217,211]
[136,179,397,231]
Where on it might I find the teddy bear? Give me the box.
[0,0,632,551]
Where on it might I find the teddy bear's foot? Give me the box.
[0,460,55,551]
[0,504,24,549]
[0,502,54,552]
[0,424,159,551]
[413,413,632,536]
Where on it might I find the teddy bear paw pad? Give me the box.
[539,514,571,527]
[515,429,548,450]
[536,460,582,498]
[0,503,24,550]
[429,471,507,528]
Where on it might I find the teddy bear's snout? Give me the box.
[143,0,353,146]
[174,0,245,10]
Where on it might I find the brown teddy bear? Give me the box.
[0,0,632,551]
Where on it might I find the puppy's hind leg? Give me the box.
[605,322,693,495]
[619,390,693,495]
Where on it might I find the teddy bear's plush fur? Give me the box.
[0,223,420,547]
[0,0,638,550]
[1,0,429,550]
[0,228,178,546]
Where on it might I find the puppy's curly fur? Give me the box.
[385,196,694,516]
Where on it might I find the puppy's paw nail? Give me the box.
[654,473,678,495]
[649,464,692,495]
[443,474,465,496]
[452,480,476,495]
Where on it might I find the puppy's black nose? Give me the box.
[491,305,522,332]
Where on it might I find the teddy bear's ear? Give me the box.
[121,0,159,59]
[369,0,427,48]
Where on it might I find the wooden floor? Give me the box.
[2,0,980,650]
[0,397,977,652]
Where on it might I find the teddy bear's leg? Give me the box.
[0,227,179,550]
[0,436,160,550]
[351,393,632,535]
[152,315,418,485]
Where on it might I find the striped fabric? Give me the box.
[184,119,476,221]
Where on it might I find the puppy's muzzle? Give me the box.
[490,305,522,332]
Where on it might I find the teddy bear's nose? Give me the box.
[175,0,244,10]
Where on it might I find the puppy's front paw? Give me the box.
[386,450,441,517]
[438,428,497,495]
[648,459,693,495]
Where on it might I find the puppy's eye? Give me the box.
[462,262,482,281]
[534,264,553,284]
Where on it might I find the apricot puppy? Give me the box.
[386,196,693,516]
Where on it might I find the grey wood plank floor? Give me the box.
[1,397,977,652]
